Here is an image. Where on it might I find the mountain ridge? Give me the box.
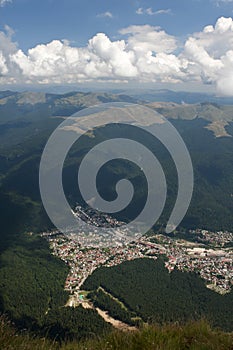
[0,90,233,138]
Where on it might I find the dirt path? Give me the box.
[96,307,137,332]
[65,292,137,332]
[81,301,93,309]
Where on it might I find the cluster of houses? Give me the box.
[45,226,232,296]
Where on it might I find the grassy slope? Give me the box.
[0,315,232,350]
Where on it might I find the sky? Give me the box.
[0,0,233,94]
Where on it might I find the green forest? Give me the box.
[0,233,111,341]
[1,103,233,235]
[83,257,233,332]
[0,94,232,343]
[88,287,139,326]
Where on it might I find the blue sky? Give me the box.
[0,0,233,93]
[1,0,232,50]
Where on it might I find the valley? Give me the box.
[0,90,232,341]
[45,228,233,296]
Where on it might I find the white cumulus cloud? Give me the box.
[119,25,177,54]
[182,17,233,95]
[7,24,180,84]
[0,17,233,95]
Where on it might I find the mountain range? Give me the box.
[0,90,232,344]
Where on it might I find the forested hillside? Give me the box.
[83,258,233,332]
[0,92,233,234]
[0,234,111,340]
[0,91,232,342]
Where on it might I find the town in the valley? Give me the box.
[41,207,233,302]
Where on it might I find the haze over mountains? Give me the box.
[1,0,233,346]
[0,89,232,346]
[0,89,233,143]
[0,89,233,232]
